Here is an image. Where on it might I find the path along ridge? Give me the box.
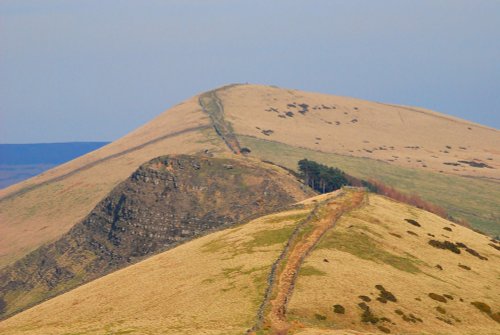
[249,188,366,335]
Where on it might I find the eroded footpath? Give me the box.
[249,188,366,335]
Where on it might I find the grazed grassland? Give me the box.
[0,203,318,335]
[239,135,500,236]
[288,194,500,335]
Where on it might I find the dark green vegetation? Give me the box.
[359,295,371,302]
[333,304,345,314]
[377,325,391,333]
[428,240,488,260]
[358,302,379,324]
[239,135,500,236]
[298,159,348,193]
[298,159,377,194]
[356,291,400,333]
[405,219,421,227]
[375,285,397,303]
[436,306,447,314]
[471,302,500,323]
[395,309,423,323]
[0,155,312,320]
[428,293,448,303]
[297,159,457,227]
[428,240,461,254]
[458,264,471,270]
[314,313,327,321]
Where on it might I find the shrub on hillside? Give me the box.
[367,179,449,219]
[428,293,447,303]
[333,304,345,314]
[428,240,461,254]
[405,219,421,227]
[298,159,349,193]
[296,159,468,227]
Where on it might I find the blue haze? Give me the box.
[1,0,499,143]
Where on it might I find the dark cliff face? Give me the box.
[0,155,312,318]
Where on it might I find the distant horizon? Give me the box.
[0,141,110,145]
[2,82,499,145]
[1,1,499,143]
[0,141,109,187]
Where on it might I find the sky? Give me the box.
[1,0,499,143]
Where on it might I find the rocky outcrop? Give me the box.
[0,155,313,319]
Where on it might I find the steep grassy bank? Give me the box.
[0,155,313,319]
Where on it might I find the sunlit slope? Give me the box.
[1,193,498,335]
[0,199,320,335]
[0,96,225,268]
[219,84,500,179]
[2,82,499,271]
[239,136,500,236]
[214,84,500,235]
[288,195,500,335]
[0,155,314,319]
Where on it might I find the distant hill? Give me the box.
[0,142,109,188]
[0,84,498,272]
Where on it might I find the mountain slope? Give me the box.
[218,84,499,179]
[0,95,224,268]
[287,194,500,335]
[214,84,500,235]
[0,192,323,335]
[0,154,313,319]
[202,84,500,235]
[0,191,498,335]
[1,83,499,271]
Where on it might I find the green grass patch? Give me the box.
[239,135,500,236]
[299,265,327,276]
[221,266,244,279]
[243,226,295,250]
[318,229,422,273]
[264,211,309,224]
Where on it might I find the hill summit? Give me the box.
[0,84,499,334]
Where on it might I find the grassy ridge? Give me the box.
[0,202,316,334]
[288,194,500,334]
[239,135,500,236]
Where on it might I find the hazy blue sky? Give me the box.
[1,0,499,143]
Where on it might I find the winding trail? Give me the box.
[249,188,366,335]
[199,90,242,154]
[2,85,240,201]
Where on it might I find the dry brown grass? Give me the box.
[218,84,500,180]
[0,84,498,335]
[0,97,226,268]
[264,190,365,334]
[0,203,318,335]
[287,194,500,334]
[2,83,499,270]
[1,193,498,335]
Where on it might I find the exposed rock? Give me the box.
[0,155,313,319]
